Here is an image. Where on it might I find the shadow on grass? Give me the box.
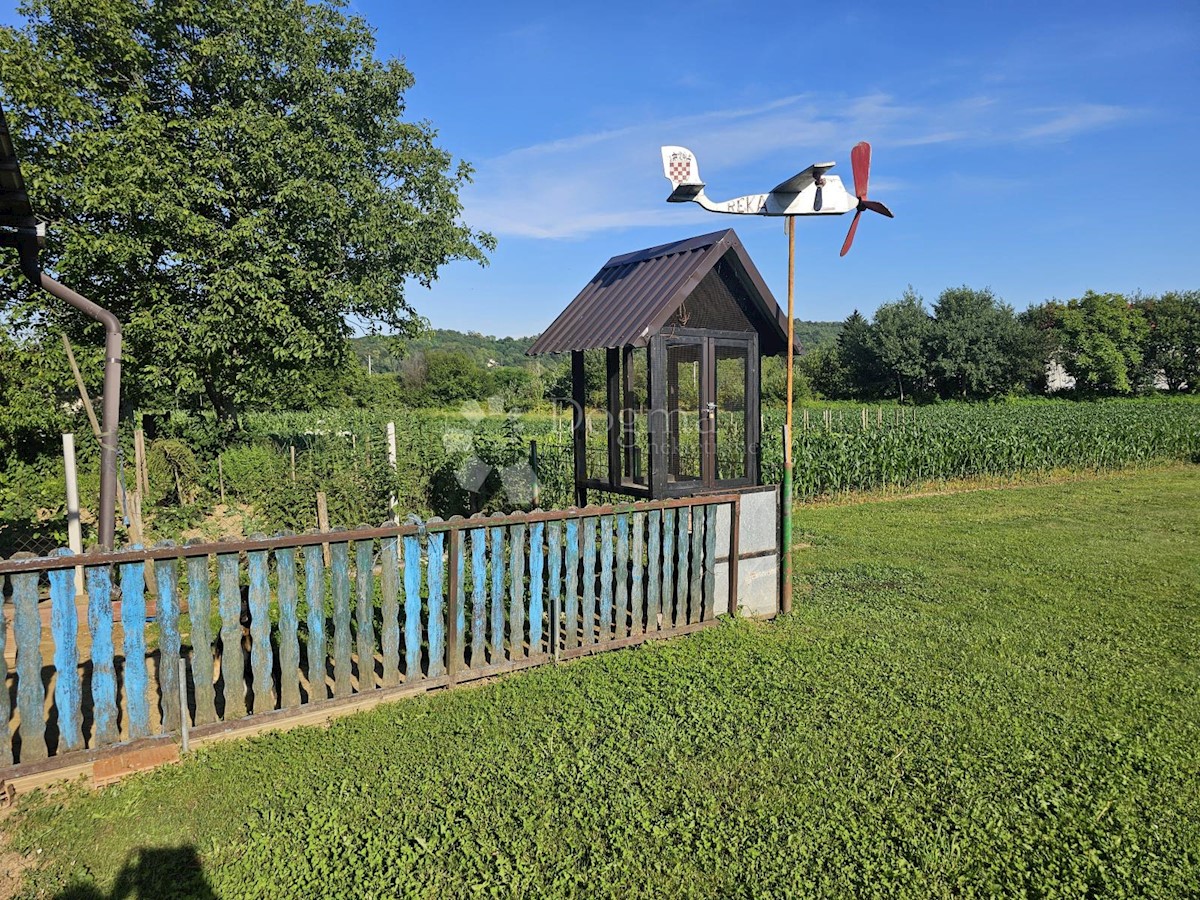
[55,846,215,900]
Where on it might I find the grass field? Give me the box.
[4,465,1199,898]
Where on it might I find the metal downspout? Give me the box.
[18,239,122,550]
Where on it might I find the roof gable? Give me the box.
[527,229,789,355]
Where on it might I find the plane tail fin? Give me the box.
[661,146,705,201]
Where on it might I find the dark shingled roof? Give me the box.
[527,229,790,356]
[0,102,37,229]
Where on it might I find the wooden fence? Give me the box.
[0,494,739,777]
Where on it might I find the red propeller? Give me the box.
[839,141,894,257]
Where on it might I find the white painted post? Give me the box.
[62,433,84,598]
[386,422,398,522]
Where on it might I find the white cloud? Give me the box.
[463,92,1139,240]
[1016,104,1133,141]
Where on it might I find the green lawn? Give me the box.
[6,466,1200,898]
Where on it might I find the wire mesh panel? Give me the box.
[621,347,651,490]
[716,344,749,482]
[666,341,703,485]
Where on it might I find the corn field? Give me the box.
[760,401,1200,498]
[239,400,1200,514]
[12,400,1194,554]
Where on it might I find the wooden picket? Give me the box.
[0,493,739,775]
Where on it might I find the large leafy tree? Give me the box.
[927,286,1037,399]
[0,0,494,420]
[1046,292,1148,394]
[869,289,929,403]
[1138,291,1200,392]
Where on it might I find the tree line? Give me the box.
[795,287,1199,402]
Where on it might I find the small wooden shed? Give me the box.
[528,229,791,504]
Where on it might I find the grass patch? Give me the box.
[6,466,1200,897]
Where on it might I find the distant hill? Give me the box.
[352,321,843,372]
[352,330,539,373]
[793,321,843,351]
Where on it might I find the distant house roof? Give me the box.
[527,229,791,356]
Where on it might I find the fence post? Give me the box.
[178,657,190,753]
[316,491,331,565]
[728,498,740,617]
[387,421,398,522]
[447,525,462,681]
[62,432,84,598]
[126,490,158,598]
[530,440,540,509]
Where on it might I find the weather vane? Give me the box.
[660,142,892,254]
[659,141,894,613]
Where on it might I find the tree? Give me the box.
[423,350,490,405]
[0,0,494,420]
[835,310,882,399]
[1049,292,1148,394]
[762,354,812,405]
[869,289,930,402]
[794,346,845,400]
[1138,291,1200,392]
[927,286,1035,399]
[0,330,94,461]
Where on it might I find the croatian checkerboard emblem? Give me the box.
[668,152,692,185]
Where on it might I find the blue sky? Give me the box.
[5,0,1199,336]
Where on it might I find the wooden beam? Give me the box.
[606,347,620,489]
[622,346,635,480]
[571,351,587,508]
[748,336,761,485]
[648,336,667,498]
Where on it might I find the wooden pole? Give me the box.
[780,216,795,616]
[127,489,158,597]
[571,351,587,508]
[290,445,297,483]
[530,440,540,509]
[134,428,149,499]
[61,334,102,443]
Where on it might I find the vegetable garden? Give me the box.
[3,399,1198,555]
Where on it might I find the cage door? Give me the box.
[713,338,753,486]
[665,338,704,488]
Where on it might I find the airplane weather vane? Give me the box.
[660,141,893,255]
[657,139,895,616]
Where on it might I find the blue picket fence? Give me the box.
[0,495,738,771]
